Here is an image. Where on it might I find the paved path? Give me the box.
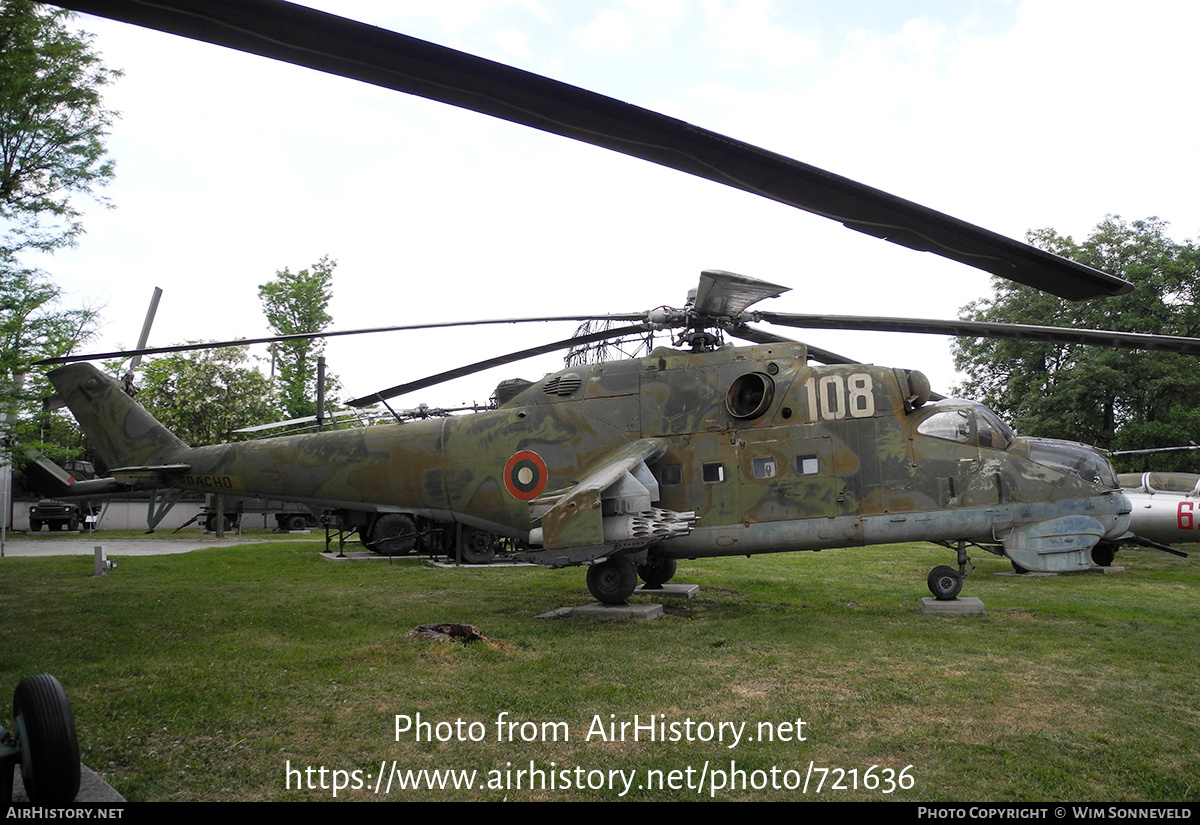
[0,537,264,557]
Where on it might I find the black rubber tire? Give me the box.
[637,557,677,588]
[1010,559,1031,575]
[368,514,417,556]
[1091,543,1117,567]
[285,514,308,531]
[205,514,235,532]
[587,556,638,604]
[927,565,963,600]
[460,530,496,564]
[67,518,78,532]
[13,674,80,805]
[29,520,42,532]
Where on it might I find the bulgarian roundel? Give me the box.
[503,450,547,500]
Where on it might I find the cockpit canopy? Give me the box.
[915,404,1015,450]
[915,402,1118,489]
[1027,441,1119,488]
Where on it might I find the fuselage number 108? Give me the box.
[803,374,875,423]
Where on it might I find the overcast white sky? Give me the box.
[33,0,1200,412]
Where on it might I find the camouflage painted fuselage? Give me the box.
[50,341,1130,572]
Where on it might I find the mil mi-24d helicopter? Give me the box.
[41,0,1199,604]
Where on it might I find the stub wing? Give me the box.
[525,439,696,566]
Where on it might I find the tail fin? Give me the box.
[48,364,188,469]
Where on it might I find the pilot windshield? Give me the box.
[1028,441,1119,488]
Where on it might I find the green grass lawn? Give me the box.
[1,539,1195,801]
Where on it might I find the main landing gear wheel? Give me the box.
[12,674,80,805]
[927,565,963,601]
[587,556,637,605]
[1010,560,1031,575]
[636,557,677,588]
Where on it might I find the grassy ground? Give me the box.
[0,537,1195,801]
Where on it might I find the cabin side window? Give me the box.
[796,454,819,475]
[916,409,972,443]
[702,462,725,483]
[752,457,777,479]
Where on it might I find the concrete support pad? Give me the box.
[570,602,665,621]
[1083,565,1124,574]
[995,571,1055,578]
[920,596,987,616]
[12,765,124,804]
[634,582,699,599]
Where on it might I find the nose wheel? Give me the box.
[928,541,974,601]
[927,566,963,600]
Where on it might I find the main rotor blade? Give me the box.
[727,324,947,400]
[51,0,1131,300]
[128,286,162,370]
[1109,445,1200,457]
[34,313,647,366]
[346,324,648,408]
[726,324,860,365]
[758,313,1200,355]
[693,270,790,316]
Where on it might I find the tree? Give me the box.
[953,216,1199,472]
[1,255,97,378]
[0,257,97,466]
[258,256,337,419]
[0,0,121,253]
[1,2,114,464]
[135,347,281,446]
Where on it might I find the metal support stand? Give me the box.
[323,521,349,558]
[145,488,183,532]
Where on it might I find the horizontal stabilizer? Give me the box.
[108,464,191,488]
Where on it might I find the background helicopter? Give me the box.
[37,1,1199,603]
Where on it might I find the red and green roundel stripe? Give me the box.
[503,450,548,500]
